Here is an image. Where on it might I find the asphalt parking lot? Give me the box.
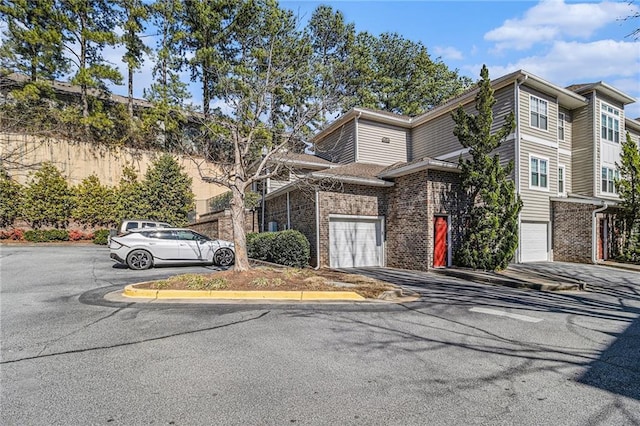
[1,245,639,425]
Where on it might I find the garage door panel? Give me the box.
[521,222,548,262]
[329,218,383,268]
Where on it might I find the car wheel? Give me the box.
[213,248,235,266]
[127,249,153,270]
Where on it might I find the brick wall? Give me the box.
[385,169,464,271]
[552,201,594,263]
[190,209,258,241]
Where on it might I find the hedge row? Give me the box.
[0,228,110,245]
[247,230,310,268]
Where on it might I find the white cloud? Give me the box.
[433,46,463,61]
[485,0,638,51]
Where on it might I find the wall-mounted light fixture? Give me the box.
[381,136,391,143]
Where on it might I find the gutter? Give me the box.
[515,75,527,262]
[592,202,608,264]
[315,189,321,270]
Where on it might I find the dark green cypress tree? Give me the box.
[616,132,640,261]
[453,65,522,271]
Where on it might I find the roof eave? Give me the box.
[378,158,460,178]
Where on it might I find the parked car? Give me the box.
[109,228,235,270]
[118,219,172,234]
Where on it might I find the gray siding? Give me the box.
[315,120,356,164]
[519,86,558,142]
[357,119,410,165]
[519,140,557,222]
[571,99,594,197]
[411,85,516,161]
[558,152,572,195]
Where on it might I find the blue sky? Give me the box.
[279,0,640,117]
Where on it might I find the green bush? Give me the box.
[24,229,70,242]
[93,229,111,245]
[270,230,310,268]
[247,232,277,261]
[247,230,310,268]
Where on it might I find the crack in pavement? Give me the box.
[2,311,270,365]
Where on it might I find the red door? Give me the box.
[434,216,448,268]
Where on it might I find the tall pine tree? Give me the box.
[616,132,640,260]
[453,65,522,271]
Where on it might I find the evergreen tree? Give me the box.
[144,0,190,151]
[114,164,148,221]
[142,154,194,226]
[616,132,640,260]
[0,168,22,228]
[60,0,123,127]
[0,0,67,82]
[118,0,151,118]
[72,174,117,227]
[453,65,522,271]
[21,162,74,228]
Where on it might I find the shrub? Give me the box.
[247,230,310,267]
[24,229,69,242]
[270,230,310,268]
[21,163,74,229]
[68,230,92,241]
[93,229,111,245]
[247,232,277,261]
[0,229,24,240]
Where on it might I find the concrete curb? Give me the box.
[432,268,583,291]
[123,284,366,301]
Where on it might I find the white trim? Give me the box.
[529,154,550,191]
[434,147,470,161]
[311,172,394,187]
[521,133,558,149]
[529,95,549,132]
[558,148,572,157]
[328,214,385,221]
[558,164,566,196]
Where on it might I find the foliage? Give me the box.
[0,168,22,227]
[72,174,117,227]
[114,164,148,221]
[0,0,67,81]
[615,132,640,261]
[142,154,194,226]
[209,190,260,212]
[24,229,69,242]
[246,232,277,261]
[270,230,311,268]
[21,162,74,228]
[452,65,522,271]
[119,0,151,117]
[247,230,310,268]
[0,228,24,240]
[92,229,111,245]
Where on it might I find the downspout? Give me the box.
[592,202,608,264]
[286,192,291,230]
[354,111,362,162]
[314,189,321,269]
[515,75,527,262]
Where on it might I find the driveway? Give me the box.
[2,247,639,425]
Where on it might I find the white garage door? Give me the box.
[329,217,384,268]
[521,222,548,262]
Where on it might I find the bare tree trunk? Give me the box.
[231,183,249,271]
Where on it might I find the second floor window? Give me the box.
[601,166,619,194]
[530,96,548,130]
[558,112,565,141]
[558,165,565,195]
[601,103,620,143]
[530,156,548,189]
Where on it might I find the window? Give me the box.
[530,156,548,189]
[558,165,565,195]
[558,113,565,141]
[530,96,548,130]
[601,166,619,194]
[601,103,620,143]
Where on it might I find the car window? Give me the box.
[142,222,156,228]
[175,230,198,240]
[125,222,139,231]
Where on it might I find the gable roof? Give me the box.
[566,82,636,105]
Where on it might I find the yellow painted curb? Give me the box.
[122,284,365,301]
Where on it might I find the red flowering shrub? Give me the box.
[68,230,84,241]
[0,229,25,240]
